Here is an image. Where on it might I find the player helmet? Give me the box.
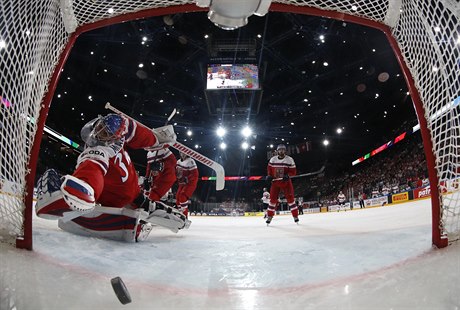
[179,152,189,160]
[276,144,286,150]
[81,114,126,146]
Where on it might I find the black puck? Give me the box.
[110,277,132,305]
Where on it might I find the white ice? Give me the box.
[1,199,459,309]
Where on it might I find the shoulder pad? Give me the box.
[77,145,115,170]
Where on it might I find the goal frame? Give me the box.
[18,3,447,249]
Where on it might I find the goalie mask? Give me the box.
[81,114,126,147]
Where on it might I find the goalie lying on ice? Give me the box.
[35,113,190,242]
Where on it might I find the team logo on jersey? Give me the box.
[88,150,106,157]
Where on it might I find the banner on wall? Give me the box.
[413,186,431,199]
[392,192,409,203]
[364,196,388,207]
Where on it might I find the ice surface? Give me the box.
[1,199,459,309]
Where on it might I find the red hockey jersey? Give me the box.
[176,157,199,186]
[73,119,157,208]
[267,155,296,180]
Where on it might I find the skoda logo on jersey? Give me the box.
[88,150,105,157]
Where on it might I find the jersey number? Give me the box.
[114,151,130,182]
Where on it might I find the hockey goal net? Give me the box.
[0,1,458,249]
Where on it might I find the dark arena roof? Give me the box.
[39,11,419,201]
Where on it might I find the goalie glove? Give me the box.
[60,175,96,212]
[152,125,176,145]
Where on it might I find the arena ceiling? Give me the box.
[46,11,417,177]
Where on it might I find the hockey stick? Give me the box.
[272,165,325,181]
[165,108,176,125]
[105,102,225,190]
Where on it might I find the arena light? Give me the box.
[241,141,249,149]
[196,0,272,30]
[323,139,329,146]
[220,142,227,150]
[216,126,226,137]
[241,126,252,138]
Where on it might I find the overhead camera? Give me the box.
[196,0,272,30]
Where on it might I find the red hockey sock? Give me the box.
[267,206,276,217]
[289,204,299,218]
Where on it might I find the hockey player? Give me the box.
[261,187,270,218]
[35,113,189,242]
[265,144,298,224]
[337,191,346,212]
[144,145,177,202]
[175,152,199,218]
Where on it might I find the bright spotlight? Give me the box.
[216,126,227,137]
[336,128,343,134]
[220,142,227,150]
[241,141,249,149]
[241,126,252,138]
[323,139,330,146]
[187,130,192,136]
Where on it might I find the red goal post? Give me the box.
[0,1,458,249]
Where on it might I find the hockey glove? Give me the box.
[150,161,164,172]
[153,125,177,145]
[282,175,290,181]
[266,176,273,182]
[60,175,96,212]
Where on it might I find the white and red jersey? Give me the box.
[262,191,270,204]
[372,189,380,198]
[145,147,176,177]
[382,186,390,196]
[147,147,173,164]
[73,119,157,208]
[176,157,198,185]
[267,155,296,179]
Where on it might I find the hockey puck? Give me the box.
[110,277,132,305]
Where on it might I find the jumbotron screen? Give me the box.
[206,64,259,90]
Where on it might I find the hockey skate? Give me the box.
[266,216,272,225]
[145,201,191,233]
[135,220,153,242]
[294,217,299,224]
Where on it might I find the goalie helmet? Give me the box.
[81,114,126,147]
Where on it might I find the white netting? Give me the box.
[0,0,459,247]
[392,1,460,242]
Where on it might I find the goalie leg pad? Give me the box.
[60,175,96,212]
